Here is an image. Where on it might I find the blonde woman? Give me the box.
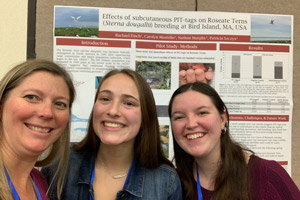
[0,59,75,200]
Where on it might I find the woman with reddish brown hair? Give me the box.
[169,81,300,200]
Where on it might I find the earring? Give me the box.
[221,126,227,134]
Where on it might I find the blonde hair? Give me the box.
[0,59,75,200]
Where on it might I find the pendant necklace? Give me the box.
[113,173,127,179]
[98,157,129,179]
[89,158,135,200]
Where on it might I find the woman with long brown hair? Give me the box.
[43,69,182,200]
[169,82,300,200]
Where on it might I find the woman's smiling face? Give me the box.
[1,71,70,158]
[171,90,227,159]
[92,73,142,147]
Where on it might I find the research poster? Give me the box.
[53,6,293,174]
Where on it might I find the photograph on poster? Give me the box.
[136,60,171,89]
[54,6,99,37]
[251,15,292,43]
[95,76,103,89]
[179,62,215,85]
[159,125,169,158]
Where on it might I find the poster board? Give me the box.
[35,0,300,187]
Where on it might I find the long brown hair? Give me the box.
[74,69,171,168]
[0,59,75,200]
[168,82,250,200]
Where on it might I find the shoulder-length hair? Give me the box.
[0,59,75,200]
[168,82,250,200]
[74,69,171,168]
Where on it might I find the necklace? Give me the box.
[112,173,127,179]
[90,159,135,200]
[98,157,128,179]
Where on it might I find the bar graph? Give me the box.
[232,55,240,78]
[223,53,288,80]
[253,56,262,79]
[274,61,283,79]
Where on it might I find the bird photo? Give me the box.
[251,15,291,43]
[71,16,81,22]
[55,7,99,37]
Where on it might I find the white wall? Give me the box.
[0,0,28,79]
